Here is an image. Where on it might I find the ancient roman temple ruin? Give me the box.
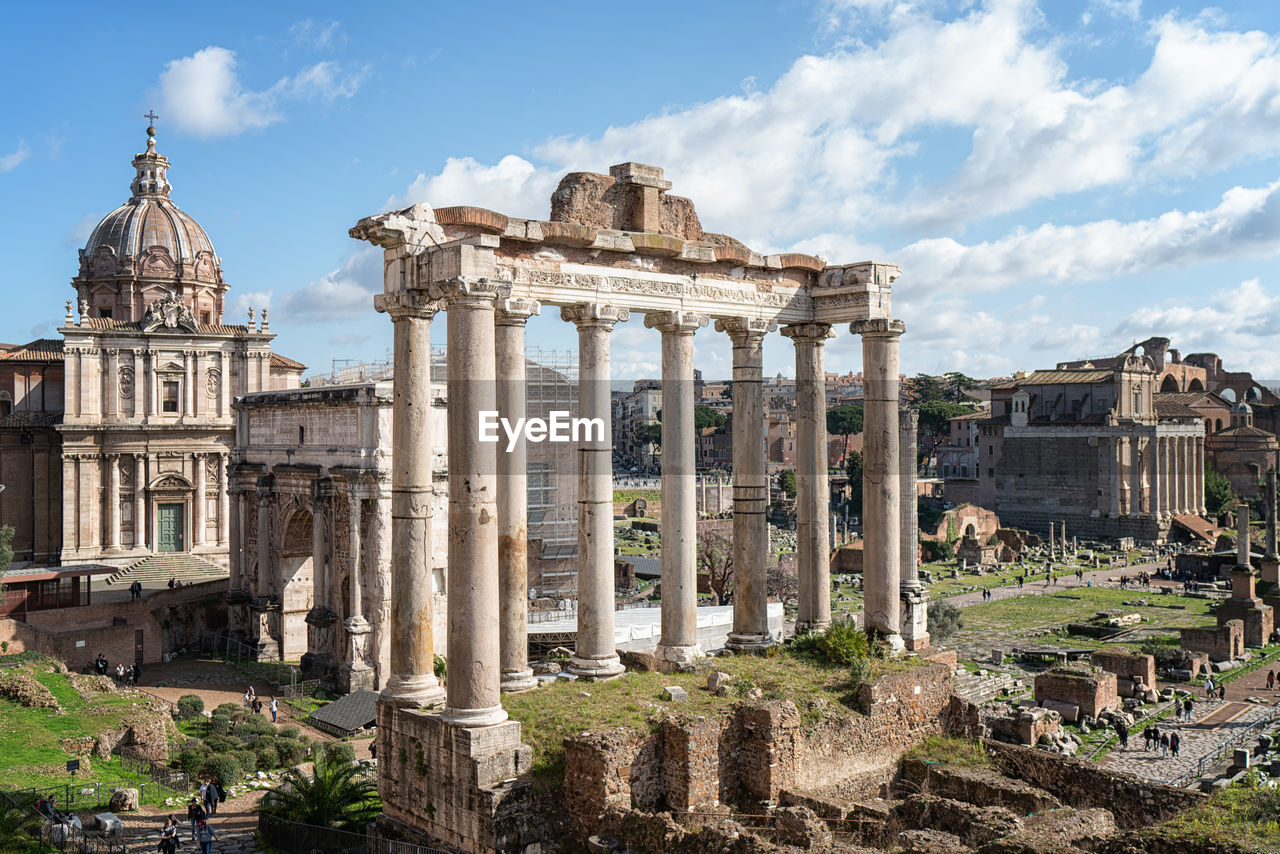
[349,163,924,852]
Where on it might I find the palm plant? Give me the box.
[0,795,44,853]
[258,745,380,832]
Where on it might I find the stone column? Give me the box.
[1168,435,1179,515]
[104,350,118,419]
[193,455,207,546]
[1109,437,1121,517]
[646,310,709,667]
[564,303,628,679]
[256,486,271,592]
[1182,436,1193,514]
[899,408,929,650]
[1148,433,1162,519]
[229,484,242,588]
[218,456,229,546]
[1238,502,1251,568]
[718,317,774,651]
[442,278,508,726]
[105,455,120,552]
[183,350,195,416]
[1128,436,1143,515]
[495,297,541,691]
[784,322,836,634]
[1267,469,1279,557]
[373,291,445,709]
[853,318,905,651]
[1096,441,1110,517]
[1196,436,1207,515]
[344,486,374,691]
[133,455,145,548]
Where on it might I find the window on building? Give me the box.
[988,468,994,478]
[201,311,211,324]
[162,381,179,413]
[298,425,306,445]
[100,308,112,319]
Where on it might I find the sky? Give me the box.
[2,0,1280,383]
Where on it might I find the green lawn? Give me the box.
[955,586,1215,637]
[1135,786,1280,851]
[0,663,174,802]
[613,489,661,506]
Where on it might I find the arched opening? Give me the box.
[1160,375,1180,393]
[1204,419,1212,433]
[1187,378,1204,391]
[1247,386,1263,402]
[1222,388,1238,403]
[1216,418,1223,432]
[277,508,315,661]
[964,523,976,540]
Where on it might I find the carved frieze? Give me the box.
[118,366,134,400]
[205,367,221,399]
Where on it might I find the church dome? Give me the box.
[74,124,227,324]
[1231,400,1253,414]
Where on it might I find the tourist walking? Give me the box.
[1268,670,1276,691]
[1204,675,1214,700]
[270,697,279,723]
[125,665,135,687]
[1170,732,1180,757]
[1116,721,1129,750]
[203,776,218,816]
[187,798,206,841]
[160,816,179,854]
[132,661,142,684]
[195,819,217,854]
[115,663,125,684]
[242,690,251,708]
[1183,696,1193,719]
[1142,727,1153,751]
[1159,731,1169,758]
[1218,684,1226,702]
[1174,699,1183,721]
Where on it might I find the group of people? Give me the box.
[128,580,144,600]
[241,686,280,722]
[1119,571,1155,590]
[92,653,141,686]
[164,779,224,853]
[1143,725,1181,757]
[1203,675,1227,702]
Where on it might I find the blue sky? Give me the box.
[3,0,1280,382]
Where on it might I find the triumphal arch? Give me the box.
[350,163,924,852]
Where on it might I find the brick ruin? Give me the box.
[1181,619,1244,662]
[1034,665,1120,722]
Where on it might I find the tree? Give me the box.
[943,372,979,403]
[697,531,734,605]
[766,560,799,608]
[634,423,663,450]
[720,382,733,400]
[0,794,42,854]
[258,743,380,832]
[0,525,12,575]
[826,405,864,465]
[1205,467,1234,517]
[916,400,973,468]
[778,470,797,500]
[909,373,949,405]
[845,450,864,516]
[694,404,726,430]
[927,600,963,642]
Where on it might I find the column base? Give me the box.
[500,667,539,693]
[441,703,509,727]
[901,591,930,652]
[881,633,906,657]
[340,661,377,694]
[796,618,831,635]
[379,674,446,709]
[566,654,625,680]
[655,643,704,672]
[724,632,775,652]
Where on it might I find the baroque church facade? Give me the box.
[0,125,304,570]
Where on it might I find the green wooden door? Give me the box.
[158,503,184,553]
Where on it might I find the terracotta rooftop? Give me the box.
[993,369,1114,389]
[1154,399,1204,419]
[0,338,64,362]
[78,317,252,335]
[269,352,307,371]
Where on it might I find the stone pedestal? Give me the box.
[1219,568,1275,648]
[900,591,930,651]
[250,605,279,661]
[341,616,376,694]
[376,704,540,854]
[301,605,339,682]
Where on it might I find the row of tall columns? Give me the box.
[1104,433,1207,519]
[564,304,627,679]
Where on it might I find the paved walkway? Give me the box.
[943,561,1174,608]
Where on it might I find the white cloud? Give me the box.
[896,179,1280,291]
[1,140,29,172]
[228,289,273,322]
[280,247,381,321]
[290,19,347,51]
[389,155,556,218]
[154,46,364,137]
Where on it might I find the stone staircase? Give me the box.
[953,667,1022,705]
[105,553,227,586]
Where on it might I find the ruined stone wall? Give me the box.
[563,662,955,832]
[1090,651,1156,688]
[982,740,1205,830]
[1034,668,1118,719]
[1180,620,1243,661]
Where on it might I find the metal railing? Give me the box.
[1169,706,1280,788]
[0,789,130,854]
[115,744,191,799]
[259,814,453,854]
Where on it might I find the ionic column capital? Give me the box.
[781,322,835,343]
[495,297,541,325]
[645,310,708,334]
[851,318,906,338]
[429,276,510,306]
[715,316,775,343]
[561,303,630,328]
[373,290,441,319]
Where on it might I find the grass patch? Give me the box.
[613,489,661,506]
[1137,785,1280,851]
[502,652,927,790]
[904,735,991,768]
[955,587,1215,637]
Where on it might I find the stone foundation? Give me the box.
[1181,620,1244,662]
[1090,651,1156,690]
[376,703,541,853]
[1034,666,1118,720]
[1217,602,1274,648]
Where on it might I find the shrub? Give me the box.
[176,746,208,775]
[848,656,873,687]
[237,716,276,736]
[816,621,870,666]
[203,735,238,754]
[234,749,258,776]
[213,702,242,718]
[175,694,204,721]
[319,740,355,768]
[923,539,956,562]
[254,744,280,770]
[278,725,301,740]
[199,752,243,786]
[275,737,307,767]
[928,600,964,642]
